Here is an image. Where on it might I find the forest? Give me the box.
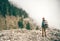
[0,0,28,18]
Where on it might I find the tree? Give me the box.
[26,22,31,30]
[18,19,23,29]
[0,0,28,18]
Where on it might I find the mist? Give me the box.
[9,0,60,29]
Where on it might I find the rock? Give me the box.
[0,28,60,41]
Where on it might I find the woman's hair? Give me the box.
[42,17,45,21]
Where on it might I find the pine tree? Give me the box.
[26,22,31,30]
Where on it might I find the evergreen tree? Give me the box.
[0,0,28,18]
[18,18,23,29]
[26,22,31,30]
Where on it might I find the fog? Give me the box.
[9,0,60,29]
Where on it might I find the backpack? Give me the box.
[42,21,48,28]
[45,24,48,28]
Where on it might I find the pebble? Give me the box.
[0,29,60,41]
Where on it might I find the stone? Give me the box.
[0,28,60,41]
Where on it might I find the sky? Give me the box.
[9,0,60,29]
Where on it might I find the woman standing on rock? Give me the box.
[42,17,48,37]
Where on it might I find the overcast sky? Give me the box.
[9,0,60,29]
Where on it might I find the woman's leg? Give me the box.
[44,28,46,37]
[42,28,44,37]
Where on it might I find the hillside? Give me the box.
[0,0,28,17]
[0,0,31,30]
[0,28,60,41]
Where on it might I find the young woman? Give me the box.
[42,17,48,37]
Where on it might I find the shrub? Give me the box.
[18,20,23,29]
[26,22,31,30]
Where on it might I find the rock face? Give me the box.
[0,28,60,41]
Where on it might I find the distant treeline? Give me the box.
[0,0,28,18]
